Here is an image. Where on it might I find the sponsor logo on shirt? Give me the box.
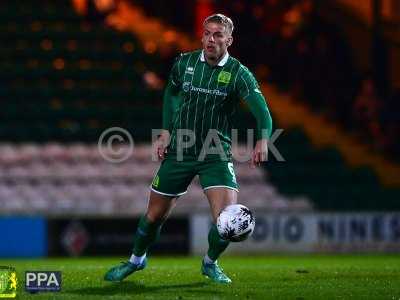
[182,82,227,97]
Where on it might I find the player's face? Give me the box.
[202,22,232,62]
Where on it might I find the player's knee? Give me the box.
[145,211,166,224]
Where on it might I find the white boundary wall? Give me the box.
[190,213,400,254]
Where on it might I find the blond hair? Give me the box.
[203,14,234,35]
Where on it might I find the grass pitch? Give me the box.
[1,255,399,299]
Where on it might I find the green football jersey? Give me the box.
[165,49,266,160]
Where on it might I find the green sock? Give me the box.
[132,215,162,256]
[207,224,230,261]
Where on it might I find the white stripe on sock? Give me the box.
[129,253,146,265]
[203,254,216,265]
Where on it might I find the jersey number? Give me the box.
[228,162,237,184]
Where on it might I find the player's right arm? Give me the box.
[156,56,183,160]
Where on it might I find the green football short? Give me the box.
[151,158,239,197]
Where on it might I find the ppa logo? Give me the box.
[25,271,62,293]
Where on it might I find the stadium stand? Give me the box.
[0,144,311,215]
[0,0,164,142]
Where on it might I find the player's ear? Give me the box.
[227,36,233,47]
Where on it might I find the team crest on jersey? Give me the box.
[218,71,231,84]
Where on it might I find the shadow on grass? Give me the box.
[68,281,222,296]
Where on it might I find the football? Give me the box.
[217,204,255,242]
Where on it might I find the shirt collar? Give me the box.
[200,50,229,66]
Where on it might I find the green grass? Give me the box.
[1,255,400,299]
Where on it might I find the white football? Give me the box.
[217,204,255,242]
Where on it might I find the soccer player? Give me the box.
[104,13,272,284]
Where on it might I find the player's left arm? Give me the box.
[236,68,273,167]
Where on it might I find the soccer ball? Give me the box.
[217,204,255,242]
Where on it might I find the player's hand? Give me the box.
[250,138,268,168]
[154,130,170,161]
